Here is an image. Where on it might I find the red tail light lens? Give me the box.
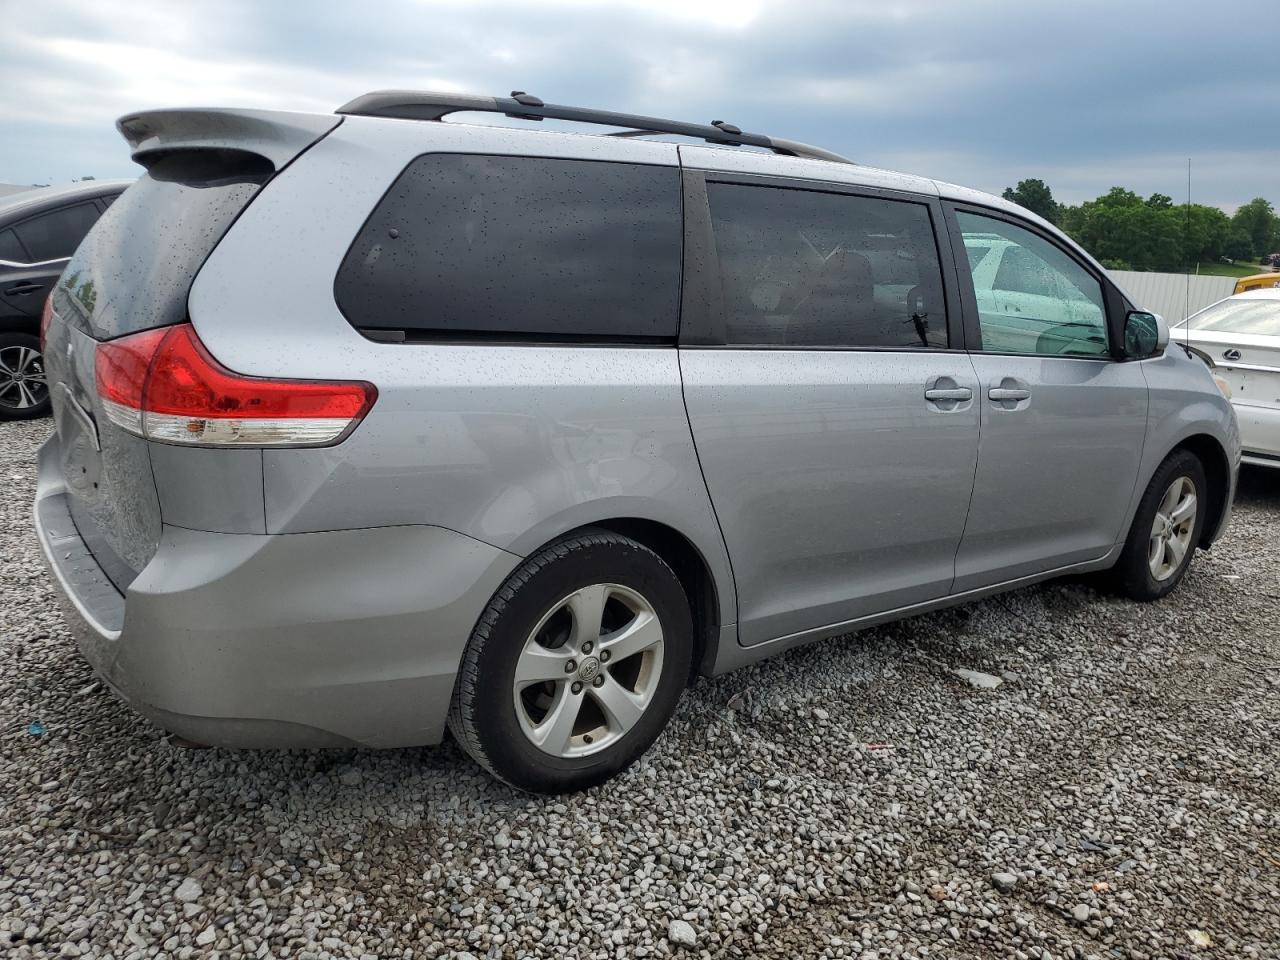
[95,323,377,447]
[39,293,55,352]
[95,326,169,436]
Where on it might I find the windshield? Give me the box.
[1180,298,1280,337]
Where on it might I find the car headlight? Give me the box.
[1212,374,1232,399]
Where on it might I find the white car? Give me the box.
[1176,289,1280,468]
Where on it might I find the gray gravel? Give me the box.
[3,418,1280,959]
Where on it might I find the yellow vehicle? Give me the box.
[1234,272,1280,294]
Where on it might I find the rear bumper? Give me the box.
[34,435,520,748]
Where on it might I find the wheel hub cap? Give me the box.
[1148,475,1197,582]
[512,582,665,759]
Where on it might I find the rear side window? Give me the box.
[706,182,947,349]
[335,155,682,341]
[14,202,101,261]
[55,151,270,340]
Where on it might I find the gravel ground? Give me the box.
[2,418,1279,960]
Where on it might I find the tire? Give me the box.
[1108,449,1208,601]
[0,331,51,420]
[448,531,693,794]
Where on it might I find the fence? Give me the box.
[1108,270,1237,324]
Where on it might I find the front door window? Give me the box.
[957,212,1109,356]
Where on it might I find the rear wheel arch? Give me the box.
[531,518,723,682]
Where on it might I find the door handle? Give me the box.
[924,387,973,401]
[989,387,1030,401]
[4,281,45,296]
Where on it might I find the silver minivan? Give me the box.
[35,92,1240,792]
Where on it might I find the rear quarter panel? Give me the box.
[187,117,737,628]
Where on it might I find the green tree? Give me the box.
[1095,187,1144,208]
[1007,183,1269,272]
[1058,203,1084,238]
[1066,188,1177,270]
[1061,187,1233,271]
[1181,204,1231,266]
[1230,197,1276,259]
[1001,178,1060,223]
[1225,225,1255,261]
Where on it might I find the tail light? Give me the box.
[40,293,55,352]
[95,323,376,447]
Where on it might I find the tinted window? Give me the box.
[706,183,947,348]
[1184,299,1280,336]
[957,212,1109,357]
[0,229,26,262]
[14,202,101,261]
[336,155,681,340]
[54,151,269,340]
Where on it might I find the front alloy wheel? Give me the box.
[1110,448,1207,601]
[1147,476,1197,582]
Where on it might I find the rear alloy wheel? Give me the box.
[449,532,692,793]
[0,332,50,420]
[1109,449,1207,601]
[513,583,665,759]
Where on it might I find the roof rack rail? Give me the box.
[335,90,853,165]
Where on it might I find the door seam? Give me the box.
[674,348,742,639]
[947,349,985,595]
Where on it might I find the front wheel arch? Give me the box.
[1171,434,1231,548]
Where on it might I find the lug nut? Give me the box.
[592,675,605,688]
[581,641,594,654]
[571,681,584,694]
[564,660,577,673]
[599,650,611,663]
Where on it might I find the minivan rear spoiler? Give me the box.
[116,108,342,171]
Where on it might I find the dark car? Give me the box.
[0,180,132,419]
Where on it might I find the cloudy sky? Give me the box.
[1,0,1276,211]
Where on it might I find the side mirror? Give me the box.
[1123,310,1168,359]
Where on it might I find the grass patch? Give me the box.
[1185,261,1273,278]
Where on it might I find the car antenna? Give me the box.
[1185,158,1192,353]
